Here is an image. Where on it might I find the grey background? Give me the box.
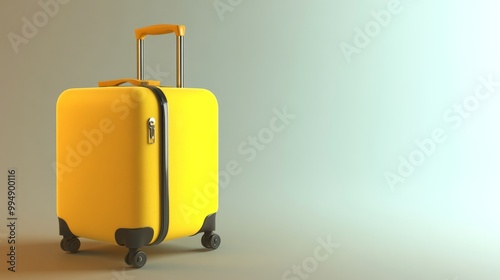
[2,0,500,279]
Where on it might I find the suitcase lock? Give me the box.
[148,118,156,144]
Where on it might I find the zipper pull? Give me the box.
[148,117,156,144]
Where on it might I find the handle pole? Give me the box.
[137,39,145,80]
[177,36,184,88]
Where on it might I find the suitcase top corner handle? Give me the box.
[135,24,185,88]
[97,78,161,87]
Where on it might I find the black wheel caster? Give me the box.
[125,250,147,268]
[124,253,132,266]
[60,236,80,253]
[201,232,221,250]
[201,233,210,248]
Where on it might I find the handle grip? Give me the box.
[136,24,185,88]
[135,24,185,40]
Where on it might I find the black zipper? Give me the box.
[143,86,169,245]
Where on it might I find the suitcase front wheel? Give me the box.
[60,236,81,253]
[125,249,147,268]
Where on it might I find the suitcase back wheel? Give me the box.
[201,232,221,250]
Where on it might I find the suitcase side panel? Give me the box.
[56,87,162,244]
[162,87,219,240]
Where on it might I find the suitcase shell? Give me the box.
[55,24,220,268]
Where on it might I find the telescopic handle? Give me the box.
[135,24,186,88]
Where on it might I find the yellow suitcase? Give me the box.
[55,24,220,268]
